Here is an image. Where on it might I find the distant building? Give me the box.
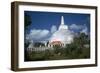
[48,41,64,47]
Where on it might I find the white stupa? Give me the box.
[49,16,74,47]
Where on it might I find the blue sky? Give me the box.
[24,11,90,42]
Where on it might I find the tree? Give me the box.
[53,45,62,54]
[64,32,90,59]
[34,42,45,47]
[24,14,32,61]
[24,13,32,28]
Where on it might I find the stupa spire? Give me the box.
[61,16,64,25]
[59,16,68,30]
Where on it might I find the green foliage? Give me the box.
[25,33,90,61]
[34,42,45,47]
[53,45,62,54]
[24,14,32,27]
[64,33,90,59]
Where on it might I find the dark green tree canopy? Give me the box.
[24,13,32,27]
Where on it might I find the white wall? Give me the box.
[0,0,99,73]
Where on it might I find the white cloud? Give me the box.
[26,29,50,42]
[51,25,57,33]
[69,24,89,35]
[69,24,83,30]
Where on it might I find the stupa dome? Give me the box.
[50,29,73,44]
